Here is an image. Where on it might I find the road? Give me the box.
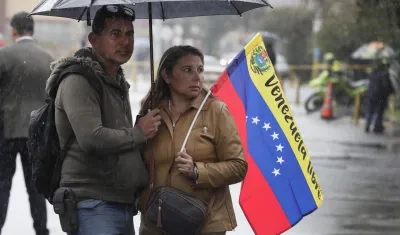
[2,79,400,235]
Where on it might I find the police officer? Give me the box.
[365,58,394,134]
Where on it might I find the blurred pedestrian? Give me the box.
[365,58,394,134]
[0,33,5,47]
[0,12,54,235]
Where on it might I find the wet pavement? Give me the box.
[3,78,400,234]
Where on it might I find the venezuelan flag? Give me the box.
[210,33,324,235]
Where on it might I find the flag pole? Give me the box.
[180,89,212,152]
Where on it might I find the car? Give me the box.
[219,52,238,67]
[203,55,225,85]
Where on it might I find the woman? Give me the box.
[137,45,248,235]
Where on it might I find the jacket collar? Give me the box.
[159,89,212,112]
[15,36,34,43]
[45,47,129,96]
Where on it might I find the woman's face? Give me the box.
[164,54,204,100]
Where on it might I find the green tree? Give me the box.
[259,7,314,65]
[315,0,400,60]
[258,6,314,80]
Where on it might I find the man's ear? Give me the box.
[11,28,18,40]
[88,32,96,46]
[161,69,170,84]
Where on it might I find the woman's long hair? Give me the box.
[139,45,209,115]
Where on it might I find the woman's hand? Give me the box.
[175,149,196,180]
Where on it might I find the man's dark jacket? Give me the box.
[0,38,54,139]
[46,48,149,204]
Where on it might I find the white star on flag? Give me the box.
[262,122,271,131]
[276,144,284,152]
[247,112,286,177]
[277,156,284,165]
[271,132,279,140]
[252,116,260,125]
[272,168,281,176]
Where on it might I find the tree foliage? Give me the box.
[258,7,314,66]
[315,0,400,60]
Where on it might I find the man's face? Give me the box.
[92,17,134,66]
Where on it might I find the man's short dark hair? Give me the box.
[10,12,34,36]
[92,5,135,35]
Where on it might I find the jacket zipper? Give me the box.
[157,199,163,228]
[164,109,179,181]
[163,189,207,216]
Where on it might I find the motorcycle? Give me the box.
[304,70,369,114]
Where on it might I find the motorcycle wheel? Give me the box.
[304,92,325,113]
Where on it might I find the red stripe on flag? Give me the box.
[240,157,292,235]
[212,71,290,234]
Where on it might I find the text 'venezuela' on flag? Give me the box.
[210,32,324,235]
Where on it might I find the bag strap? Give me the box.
[149,89,213,187]
[148,90,216,218]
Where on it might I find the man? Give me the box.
[45,5,161,234]
[0,12,53,235]
[365,58,394,134]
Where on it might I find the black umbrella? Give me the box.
[30,0,272,107]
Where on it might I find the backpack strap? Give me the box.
[53,64,103,101]
[56,63,104,149]
[49,64,105,197]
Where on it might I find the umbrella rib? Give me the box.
[228,1,242,17]
[31,0,47,13]
[51,0,66,9]
[85,0,97,26]
[160,2,165,21]
[77,7,88,22]
[261,0,273,9]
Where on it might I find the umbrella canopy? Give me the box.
[30,0,272,108]
[30,0,272,20]
[351,41,395,60]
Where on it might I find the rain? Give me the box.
[1,0,400,234]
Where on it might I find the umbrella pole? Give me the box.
[148,3,155,110]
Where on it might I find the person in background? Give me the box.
[0,12,54,235]
[365,58,394,134]
[0,33,5,47]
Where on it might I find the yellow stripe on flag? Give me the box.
[244,33,324,207]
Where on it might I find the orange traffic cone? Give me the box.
[321,82,334,120]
